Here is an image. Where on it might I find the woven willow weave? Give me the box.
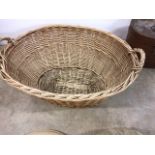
[0,26,145,107]
[29,129,65,135]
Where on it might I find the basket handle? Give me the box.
[0,37,15,75]
[132,48,145,70]
[0,37,14,44]
[0,37,15,57]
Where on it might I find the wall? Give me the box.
[0,19,131,39]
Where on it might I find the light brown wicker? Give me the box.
[29,129,65,135]
[0,25,145,107]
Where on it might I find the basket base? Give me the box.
[46,98,104,108]
[38,67,106,95]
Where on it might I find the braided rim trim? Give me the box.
[0,66,141,101]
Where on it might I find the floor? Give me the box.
[0,69,155,135]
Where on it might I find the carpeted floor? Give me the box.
[0,69,155,135]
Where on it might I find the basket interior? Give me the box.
[38,67,106,94]
[5,26,133,94]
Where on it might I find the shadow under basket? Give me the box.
[0,25,145,107]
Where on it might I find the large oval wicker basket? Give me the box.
[0,25,145,107]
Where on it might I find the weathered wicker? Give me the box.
[29,129,65,135]
[0,25,145,107]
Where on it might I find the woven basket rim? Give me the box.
[0,25,145,102]
[11,24,133,50]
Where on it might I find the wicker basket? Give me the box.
[0,25,145,107]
